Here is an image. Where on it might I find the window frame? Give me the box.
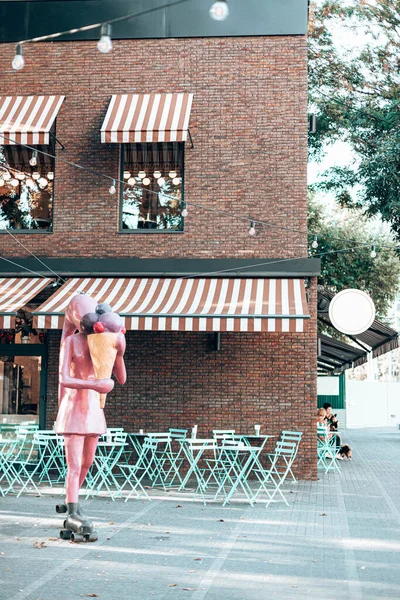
[118,143,185,234]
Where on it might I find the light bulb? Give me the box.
[47,172,54,180]
[3,172,11,181]
[123,171,131,179]
[25,178,34,186]
[157,177,165,186]
[38,177,48,188]
[209,0,229,21]
[138,170,146,179]
[153,170,161,179]
[29,151,37,167]
[370,245,377,259]
[181,203,188,218]
[12,44,25,70]
[127,177,136,186]
[311,235,318,249]
[172,177,181,186]
[16,172,25,180]
[169,170,177,178]
[97,24,112,54]
[0,178,4,187]
[10,178,19,187]
[109,179,116,194]
[249,221,256,236]
[142,177,151,186]
[32,172,40,180]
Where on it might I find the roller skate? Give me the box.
[58,502,98,543]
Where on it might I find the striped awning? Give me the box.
[33,277,309,333]
[0,95,65,145]
[101,93,193,144]
[0,277,53,329]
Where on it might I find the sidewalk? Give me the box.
[1,428,400,600]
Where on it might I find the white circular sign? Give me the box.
[329,289,375,335]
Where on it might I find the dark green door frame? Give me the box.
[0,344,48,430]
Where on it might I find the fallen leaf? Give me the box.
[319,513,327,517]
[86,595,98,598]
[218,519,224,522]
[176,505,182,508]
[107,522,114,525]
[194,558,202,561]
[312,560,317,563]
[168,584,177,587]
[188,570,195,573]
[239,516,245,520]
[183,588,197,591]
[33,541,46,549]
[48,538,58,541]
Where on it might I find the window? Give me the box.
[0,141,55,231]
[120,142,184,232]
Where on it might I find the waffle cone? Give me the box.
[87,332,118,408]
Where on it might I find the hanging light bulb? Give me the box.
[181,202,188,218]
[10,178,19,187]
[153,170,161,179]
[138,170,146,179]
[209,0,229,21]
[38,177,48,188]
[12,43,25,71]
[157,177,166,186]
[168,170,177,178]
[0,178,4,187]
[16,172,25,180]
[32,172,40,180]
[127,177,136,186]
[172,177,181,186]
[97,23,112,54]
[2,172,11,181]
[47,171,54,180]
[25,178,34,186]
[370,245,377,259]
[109,179,116,194]
[249,221,256,236]
[123,171,131,179]
[142,177,151,186]
[311,235,318,249]
[29,151,38,167]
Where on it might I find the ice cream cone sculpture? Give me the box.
[87,332,118,408]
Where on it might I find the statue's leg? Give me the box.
[79,435,100,488]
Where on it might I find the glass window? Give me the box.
[0,140,55,231]
[121,142,184,231]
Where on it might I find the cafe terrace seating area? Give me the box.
[0,423,309,506]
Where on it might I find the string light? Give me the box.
[109,179,116,194]
[25,178,34,186]
[123,171,131,179]
[142,177,151,185]
[2,172,11,181]
[16,172,25,180]
[127,177,136,186]
[172,177,181,186]
[11,44,25,70]
[249,221,256,236]
[38,177,48,188]
[32,172,40,180]
[312,235,318,249]
[370,245,377,259]
[138,171,146,179]
[97,23,112,54]
[168,170,177,178]
[209,0,229,21]
[47,171,54,180]
[29,151,38,167]
[153,170,161,179]
[181,202,188,218]
[10,178,19,187]
[157,177,166,186]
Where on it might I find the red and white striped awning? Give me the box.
[0,95,65,145]
[0,277,54,329]
[33,277,309,333]
[100,93,193,143]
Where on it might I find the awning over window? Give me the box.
[0,277,53,329]
[0,95,65,145]
[318,334,368,374]
[33,277,310,332]
[100,93,193,143]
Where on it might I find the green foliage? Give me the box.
[309,1,400,240]
[308,196,400,316]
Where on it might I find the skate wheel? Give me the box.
[70,533,84,543]
[60,529,71,540]
[86,531,98,542]
[56,504,67,514]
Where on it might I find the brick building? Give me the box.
[0,0,319,478]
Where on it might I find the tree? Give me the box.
[308,195,400,317]
[308,1,400,239]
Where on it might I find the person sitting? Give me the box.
[322,402,339,431]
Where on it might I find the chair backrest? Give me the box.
[168,428,188,439]
[112,432,128,445]
[213,430,235,440]
[273,440,297,457]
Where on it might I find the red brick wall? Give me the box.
[46,281,317,479]
[0,36,307,258]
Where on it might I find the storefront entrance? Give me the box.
[0,344,47,428]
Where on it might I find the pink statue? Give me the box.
[55,293,126,542]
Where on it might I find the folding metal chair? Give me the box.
[118,438,158,501]
[86,432,128,499]
[252,440,298,507]
[317,427,342,473]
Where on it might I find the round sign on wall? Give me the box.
[328,289,376,335]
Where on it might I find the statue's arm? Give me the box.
[60,337,115,394]
[113,333,127,385]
